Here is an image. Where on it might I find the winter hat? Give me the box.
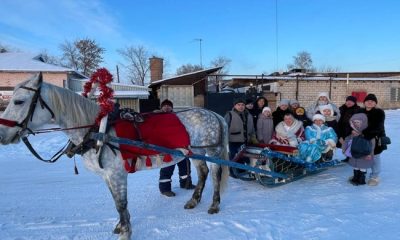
[312,114,325,122]
[319,104,333,116]
[279,99,290,106]
[262,107,272,113]
[350,113,368,133]
[364,93,378,104]
[233,98,245,105]
[346,95,357,104]
[160,99,173,108]
[317,92,330,102]
[245,99,254,105]
[290,99,299,106]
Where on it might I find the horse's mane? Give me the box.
[43,82,100,127]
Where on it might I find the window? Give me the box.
[390,88,400,102]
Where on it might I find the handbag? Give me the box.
[380,136,391,145]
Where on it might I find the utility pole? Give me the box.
[194,38,203,68]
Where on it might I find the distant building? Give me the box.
[225,70,400,110]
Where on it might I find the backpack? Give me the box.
[351,135,372,158]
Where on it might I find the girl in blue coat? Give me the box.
[298,114,338,163]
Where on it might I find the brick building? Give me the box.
[226,71,400,110]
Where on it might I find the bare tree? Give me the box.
[318,65,341,73]
[287,51,314,72]
[60,38,105,76]
[60,40,80,70]
[176,63,203,75]
[209,56,232,75]
[117,45,151,85]
[39,50,62,65]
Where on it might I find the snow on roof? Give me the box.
[0,52,74,72]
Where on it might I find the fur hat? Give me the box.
[160,99,173,108]
[350,113,368,133]
[279,99,290,106]
[364,93,378,104]
[346,95,357,103]
[312,114,325,122]
[319,104,333,116]
[233,98,245,105]
[317,92,330,102]
[262,107,272,113]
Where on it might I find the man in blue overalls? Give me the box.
[158,99,196,197]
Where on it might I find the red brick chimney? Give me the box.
[149,57,163,82]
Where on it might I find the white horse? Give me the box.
[0,73,229,240]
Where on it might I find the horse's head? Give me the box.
[0,73,55,144]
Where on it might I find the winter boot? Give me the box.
[367,177,380,186]
[350,169,360,185]
[358,171,366,185]
[180,176,196,190]
[161,191,176,197]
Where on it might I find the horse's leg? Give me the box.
[184,159,208,209]
[207,164,224,214]
[104,172,131,240]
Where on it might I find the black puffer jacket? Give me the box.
[357,107,386,155]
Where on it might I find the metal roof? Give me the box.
[148,66,222,88]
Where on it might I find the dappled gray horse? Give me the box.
[0,73,229,240]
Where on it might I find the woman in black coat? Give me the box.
[357,94,386,186]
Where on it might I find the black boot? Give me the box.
[358,171,366,185]
[350,169,360,185]
[180,176,196,189]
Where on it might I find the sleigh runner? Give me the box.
[230,144,343,186]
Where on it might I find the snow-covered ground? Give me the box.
[0,110,399,240]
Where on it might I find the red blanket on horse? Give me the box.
[114,112,190,172]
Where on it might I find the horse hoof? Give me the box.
[207,207,220,214]
[184,199,198,209]
[113,223,121,234]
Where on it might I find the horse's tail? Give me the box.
[216,113,230,193]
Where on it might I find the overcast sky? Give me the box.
[1,0,400,76]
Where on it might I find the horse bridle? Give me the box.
[0,83,66,163]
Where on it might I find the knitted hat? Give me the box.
[160,99,173,108]
[364,93,378,104]
[350,113,368,133]
[346,95,357,103]
[279,99,290,106]
[290,99,299,105]
[319,104,333,116]
[262,107,272,113]
[312,114,325,122]
[233,98,245,105]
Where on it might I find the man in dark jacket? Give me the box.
[358,94,386,186]
[338,95,360,147]
[158,99,195,197]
